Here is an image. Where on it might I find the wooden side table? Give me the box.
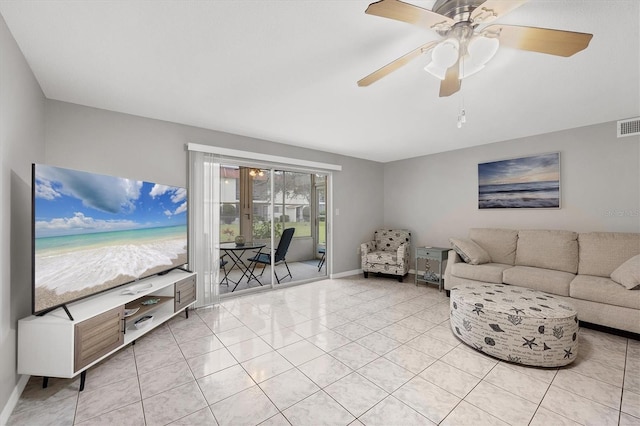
[415,246,449,291]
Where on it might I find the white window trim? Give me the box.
[187,143,342,172]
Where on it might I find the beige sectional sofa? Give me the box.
[444,228,640,335]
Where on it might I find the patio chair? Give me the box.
[317,246,326,271]
[219,255,229,286]
[248,228,295,283]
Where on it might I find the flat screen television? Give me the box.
[32,164,188,315]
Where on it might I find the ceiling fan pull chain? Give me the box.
[457,85,466,129]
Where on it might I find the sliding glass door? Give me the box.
[189,148,332,306]
[217,164,328,295]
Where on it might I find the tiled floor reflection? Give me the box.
[8,275,640,425]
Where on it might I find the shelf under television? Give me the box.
[125,295,173,323]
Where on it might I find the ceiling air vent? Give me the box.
[617,117,640,138]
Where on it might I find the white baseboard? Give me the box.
[330,269,361,279]
[0,374,29,425]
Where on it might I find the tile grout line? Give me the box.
[618,339,628,425]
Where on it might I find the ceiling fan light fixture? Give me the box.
[460,35,499,78]
[468,35,500,64]
[424,62,448,80]
[432,38,460,67]
[424,38,459,80]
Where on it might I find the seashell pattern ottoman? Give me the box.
[450,283,579,367]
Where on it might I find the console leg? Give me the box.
[42,377,49,389]
[185,307,189,319]
[79,371,86,392]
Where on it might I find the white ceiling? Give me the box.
[1,0,638,162]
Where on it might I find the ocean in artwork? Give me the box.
[478,180,560,209]
[478,153,560,209]
[35,225,188,295]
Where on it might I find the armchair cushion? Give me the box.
[365,251,397,265]
[374,229,411,252]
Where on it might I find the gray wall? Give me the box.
[384,122,640,256]
[45,100,384,275]
[0,13,45,419]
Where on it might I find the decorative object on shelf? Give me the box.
[424,271,439,282]
[423,259,437,282]
[140,298,160,306]
[123,307,140,317]
[234,235,246,246]
[415,246,449,291]
[134,315,154,329]
[478,152,560,209]
[121,282,153,295]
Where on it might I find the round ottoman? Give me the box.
[450,283,579,367]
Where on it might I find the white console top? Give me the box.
[23,269,194,324]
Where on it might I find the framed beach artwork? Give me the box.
[478,152,561,209]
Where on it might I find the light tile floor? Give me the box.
[8,275,640,426]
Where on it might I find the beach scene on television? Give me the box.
[34,164,188,313]
[478,153,560,209]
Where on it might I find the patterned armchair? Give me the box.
[361,229,411,282]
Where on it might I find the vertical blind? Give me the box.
[188,151,221,307]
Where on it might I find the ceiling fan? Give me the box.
[358,0,593,97]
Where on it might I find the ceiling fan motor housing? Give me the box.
[433,0,486,23]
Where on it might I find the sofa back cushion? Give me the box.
[578,232,640,277]
[374,229,411,252]
[515,230,578,273]
[469,228,518,265]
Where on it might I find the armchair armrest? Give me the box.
[396,242,409,258]
[361,241,376,267]
[360,241,376,256]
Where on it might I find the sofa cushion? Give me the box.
[578,232,640,277]
[503,266,574,296]
[450,238,491,265]
[611,254,640,290]
[450,262,512,284]
[469,228,518,265]
[571,274,640,310]
[515,230,578,274]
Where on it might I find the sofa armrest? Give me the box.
[448,250,461,264]
[444,249,460,282]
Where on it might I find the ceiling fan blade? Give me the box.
[358,41,438,87]
[471,0,529,24]
[439,59,461,97]
[365,0,454,32]
[484,24,593,57]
